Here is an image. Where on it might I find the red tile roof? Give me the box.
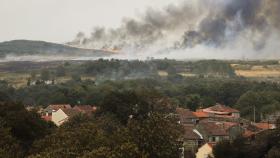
[183,125,202,140]
[193,111,209,118]
[176,108,197,124]
[41,115,52,122]
[254,123,275,130]
[47,104,72,111]
[243,130,255,137]
[176,108,196,118]
[221,122,238,130]
[61,108,80,117]
[203,104,239,114]
[199,122,228,136]
[73,105,97,113]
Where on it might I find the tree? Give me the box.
[0,102,54,151]
[30,71,37,80]
[55,65,66,77]
[167,74,183,83]
[268,147,280,158]
[99,90,152,124]
[127,113,184,158]
[27,78,31,86]
[71,74,81,82]
[81,143,148,158]
[40,69,50,81]
[0,119,23,158]
[213,138,249,158]
[236,91,280,121]
[30,115,144,158]
[185,94,201,111]
[213,130,280,158]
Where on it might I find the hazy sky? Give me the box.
[0,0,179,43]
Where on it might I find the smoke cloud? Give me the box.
[68,0,280,59]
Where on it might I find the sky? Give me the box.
[0,0,179,43]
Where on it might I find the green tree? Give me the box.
[81,143,148,158]
[30,115,143,158]
[0,119,23,158]
[185,94,201,111]
[99,90,152,124]
[0,102,54,150]
[27,78,31,86]
[55,65,66,77]
[268,147,280,158]
[128,113,184,158]
[30,71,37,80]
[236,91,280,121]
[213,130,280,158]
[40,69,50,81]
[71,74,81,82]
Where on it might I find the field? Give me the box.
[157,71,168,77]
[0,61,95,88]
[1,60,280,88]
[0,72,29,88]
[232,64,280,78]
[235,70,280,78]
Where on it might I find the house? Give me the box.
[176,108,198,124]
[52,108,80,126]
[196,122,229,144]
[263,111,280,123]
[41,104,96,126]
[73,105,97,115]
[43,104,72,116]
[196,143,214,158]
[30,80,54,86]
[201,104,240,119]
[193,111,210,121]
[253,122,276,130]
[241,122,269,140]
[46,104,72,111]
[41,115,52,122]
[216,122,244,140]
[243,129,255,138]
[182,125,204,152]
[41,104,72,122]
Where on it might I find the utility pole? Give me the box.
[253,105,256,123]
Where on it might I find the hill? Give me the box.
[0,40,113,58]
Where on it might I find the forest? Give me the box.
[1,59,280,122]
[1,59,280,157]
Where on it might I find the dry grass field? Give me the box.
[233,64,280,78]
[235,70,280,77]
[0,72,95,88]
[0,72,29,88]
[158,71,168,77]
[179,73,197,77]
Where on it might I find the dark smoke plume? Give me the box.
[68,0,280,58]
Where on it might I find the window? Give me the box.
[209,137,216,142]
[216,136,219,142]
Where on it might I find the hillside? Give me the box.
[0,40,113,58]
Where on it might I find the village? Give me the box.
[176,104,277,158]
[29,103,278,158]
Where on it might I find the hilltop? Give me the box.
[0,40,113,58]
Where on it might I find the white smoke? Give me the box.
[63,0,280,59]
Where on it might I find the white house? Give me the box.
[51,108,79,126]
[52,109,69,126]
[196,143,214,158]
[41,104,96,126]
